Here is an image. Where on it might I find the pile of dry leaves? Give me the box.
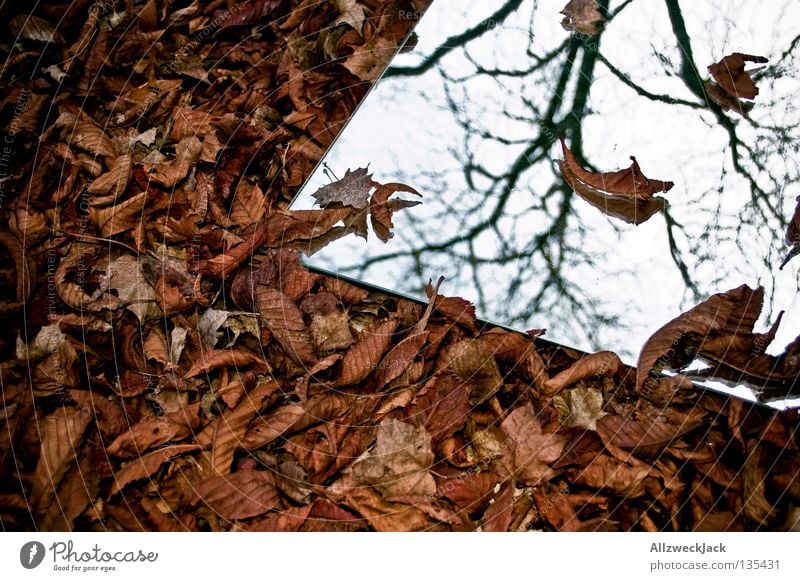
[0,0,798,532]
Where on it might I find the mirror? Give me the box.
[290,0,800,405]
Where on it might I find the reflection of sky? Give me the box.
[293,1,800,403]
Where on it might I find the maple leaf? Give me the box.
[311,167,376,208]
[560,0,604,36]
[558,139,673,225]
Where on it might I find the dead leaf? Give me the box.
[709,53,767,101]
[336,318,400,386]
[344,35,398,81]
[32,407,92,509]
[213,0,283,32]
[567,454,654,497]
[440,339,504,404]
[333,0,367,34]
[312,167,375,208]
[543,350,621,396]
[141,136,202,187]
[87,154,132,203]
[482,481,515,532]
[110,444,202,496]
[106,418,192,458]
[742,441,775,525]
[229,181,267,228]
[560,0,604,36]
[343,484,432,531]
[704,80,755,116]
[10,14,64,43]
[410,373,471,443]
[352,420,436,498]
[780,195,800,270]
[100,254,160,323]
[636,284,764,391]
[255,286,317,365]
[559,139,673,224]
[370,182,422,242]
[500,405,566,485]
[184,349,270,378]
[194,469,281,520]
[198,380,281,475]
[90,192,148,237]
[596,409,703,453]
[301,292,354,352]
[556,385,605,430]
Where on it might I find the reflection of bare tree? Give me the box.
[327,0,800,354]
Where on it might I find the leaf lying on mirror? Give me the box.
[636,285,763,390]
[559,0,604,36]
[779,195,800,270]
[637,284,800,398]
[312,167,376,209]
[704,80,755,116]
[558,139,673,225]
[709,53,767,101]
[370,183,422,242]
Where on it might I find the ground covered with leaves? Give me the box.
[1,0,799,532]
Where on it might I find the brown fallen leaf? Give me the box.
[255,286,317,365]
[439,339,504,404]
[342,484,432,531]
[708,53,767,101]
[344,35,399,81]
[779,195,800,270]
[106,418,193,458]
[193,469,282,521]
[89,192,148,237]
[333,0,367,34]
[596,409,704,454]
[32,407,92,510]
[213,0,283,32]
[542,350,621,396]
[559,139,673,225]
[141,136,202,187]
[336,318,400,387]
[742,441,775,525]
[312,167,376,209]
[560,0,604,36]
[704,80,754,116]
[500,405,566,485]
[111,444,201,496]
[87,154,131,203]
[482,480,515,532]
[370,182,422,242]
[567,454,654,497]
[9,13,64,43]
[410,373,471,444]
[301,292,354,352]
[352,420,437,498]
[636,284,763,391]
[184,348,270,378]
[425,281,478,332]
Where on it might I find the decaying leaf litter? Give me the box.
[1,0,799,532]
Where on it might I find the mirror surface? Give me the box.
[291,0,800,404]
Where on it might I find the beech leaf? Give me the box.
[558,139,673,225]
